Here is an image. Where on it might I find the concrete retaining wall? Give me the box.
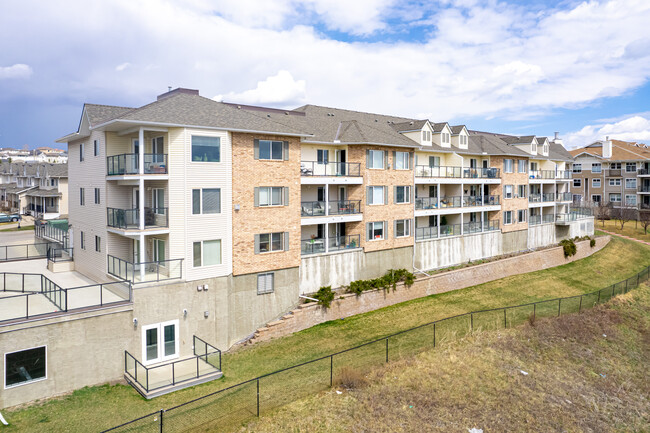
[248,235,610,345]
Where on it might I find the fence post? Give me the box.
[503,309,507,328]
[578,296,582,313]
[558,298,561,317]
[533,303,536,321]
[433,323,436,348]
[330,355,333,387]
[597,289,601,304]
[159,409,164,433]
[385,338,389,363]
[470,313,474,332]
[256,379,260,417]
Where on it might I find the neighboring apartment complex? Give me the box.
[569,138,650,212]
[0,88,593,408]
[0,147,68,164]
[0,162,68,219]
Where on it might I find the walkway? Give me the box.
[597,228,650,246]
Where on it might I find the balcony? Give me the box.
[415,220,499,240]
[107,153,168,176]
[301,234,361,256]
[529,194,541,203]
[529,170,555,180]
[300,161,361,177]
[555,208,593,225]
[124,336,222,399]
[556,170,572,180]
[415,197,438,210]
[606,169,622,177]
[529,214,554,225]
[107,255,183,284]
[557,192,573,202]
[638,168,650,176]
[638,184,650,193]
[107,207,169,230]
[542,193,555,202]
[300,200,361,217]
[463,195,500,207]
[414,166,500,179]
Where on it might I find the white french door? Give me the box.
[142,320,179,365]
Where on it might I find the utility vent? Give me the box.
[157,87,199,100]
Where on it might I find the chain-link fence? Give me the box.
[103,265,649,432]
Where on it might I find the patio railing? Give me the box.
[107,255,183,284]
[414,166,500,179]
[107,153,168,176]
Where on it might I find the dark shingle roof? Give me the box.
[391,120,428,133]
[85,104,133,128]
[431,122,448,133]
[450,125,466,134]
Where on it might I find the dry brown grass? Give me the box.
[334,366,368,390]
[242,286,650,433]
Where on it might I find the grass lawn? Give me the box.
[4,235,650,432]
[595,218,650,242]
[0,225,34,232]
[243,284,650,432]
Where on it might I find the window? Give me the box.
[591,163,601,173]
[626,162,637,173]
[192,188,221,214]
[152,188,165,214]
[625,194,637,205]
[572,163,582,173]
[573,179,581,187]
[543,144,549,155]
[5,346,46,388]
[610,162,621,169]
[93,140,99,156]
[367,150,385,169]
[517,209,526,223]
[193,240,222,267]
[532,142,537,153]
[317,149,329,164]
[573,194,582,202]
[394,219,411,237]
[517,160,527,173]
[95,236,101,252]
[460,135,467,146]
[255,139,286,161]
[592,194,601,203]
[609,178,621,186]
[592,178,601,188]
[51,178,58,187]
[142,320,178,364]
[442,133,450,143]
[255,232,287,254]
[191,136,221,162]
[94,188,100,204]
[518,185,526,198]
[503,211,512,225]
[367,186,386,205]
[80,231,85,250]
[626,178,637,189]
[367,221,385,240]
[394,151,410,170]
[79,143,84,162]
[257,273,274,295]
[609,193,621,203]
[255,187,287,207]
[503,159,513,173]
[504,185,513,199]
[394,186,411,204]
[79,188,85,206]
[153,238,165,262]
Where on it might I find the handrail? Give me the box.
[107,153,168,176]
[415,165,500,179]
[300,161,361,177]
[0,242,57,262]
[107,255,183,284]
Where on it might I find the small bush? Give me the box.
[527,312,536,327]
[346,269,416,295]
[560,238,577,258]
[314,286,335,308]
[590,238,596,248]
[335,366,367,389]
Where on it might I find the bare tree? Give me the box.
[640,212,650,235]
[596,200,610,227]
[614,203,637,230]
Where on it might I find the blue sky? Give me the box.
[0,0,649,149]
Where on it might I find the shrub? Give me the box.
[346,269,415,295]
[590,238,596,248]
[314,286,335,308]
[560,238,577,258]
[335,366,367,389]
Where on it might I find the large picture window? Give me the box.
[5,346,46,388]
[191,136,221,162]
[257,140,285,160]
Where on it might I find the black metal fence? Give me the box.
[103,265,650,432]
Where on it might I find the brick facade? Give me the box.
[492,156,529,232]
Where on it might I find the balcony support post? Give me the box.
[325,222,329,253]
[324,183,329,216]
[437,214,440,239]
[481,209,484,232]
[139,233,145,282]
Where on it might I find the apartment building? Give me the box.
[0,162,68,218]
[0,88,593,408]
[569,138,650,212]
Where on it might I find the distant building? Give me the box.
[0,147,68,163]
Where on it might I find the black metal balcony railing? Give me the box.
[529,193,541,203]
[301,201,325,217]
[542,193,555,202]
[439,196,462,208]
[328,200,361,215]
[415,166,500,179]
[462,195,500,207]
[107,153,168,176]
[107,207,169,229]
[415,219,499,240]
[301,234,360,255]
[107,255,182,284]
[638,184,650,193]
[415,197,438,210]
[300,161,361,177]
[529,170,555,180]
[638,168,650,176]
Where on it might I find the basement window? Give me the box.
[5,346,46,388]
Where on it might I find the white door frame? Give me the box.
[141,319,179,365]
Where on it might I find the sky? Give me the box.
[1,0,649,150]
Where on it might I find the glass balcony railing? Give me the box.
[301,201,326,217]
[529,170,556,180]
[301,234,360,255]
[107,154,168,176]
[416,220,500,240]
[328,200,361,215]
[542,193,555,202]
[107,207,168,229]
[107,255,182,284]
[415,166,500,179]
[415,197,438,210]
[439,196,462,208]
[300,161,361,177]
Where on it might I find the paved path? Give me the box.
[597,228,650,246]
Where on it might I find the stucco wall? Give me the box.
[248,236,610,345]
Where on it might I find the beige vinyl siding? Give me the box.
[58,178,69,215]
[168,128,233,281]
[68,130,108,282]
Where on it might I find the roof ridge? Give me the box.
[295,104,414,122]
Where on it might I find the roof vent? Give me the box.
[409,121,413,125]
[375,119,378,122]
[157,87,199,101]
[267,114,271,117]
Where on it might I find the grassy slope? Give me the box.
[243,284,650,433]
[596,218,650,242]
[5,235,650,432]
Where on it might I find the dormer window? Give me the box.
[543,144,549,155]
[460,135,467,146]
[531,142,537,153]
[442,133,450,144]
[421,130,431,142]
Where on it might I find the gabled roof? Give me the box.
[85,104,133,128]
[450,125,467,135]
[569,139,650,161]
[431,122,449,133]
[500,135,536,145]
[391,119,429,133]
[547,142,573,161]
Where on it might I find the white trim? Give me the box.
[141,320,180,365]
[4,345,47,389]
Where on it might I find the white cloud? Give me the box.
[564,115,650,149]
[214,70,307,106]
[0,64,32,79]
[115,62,131,72]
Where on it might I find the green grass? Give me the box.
[243,284,650,432]
[4,235,650,432]
[596,218,650,242]
[0,225,34,232]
